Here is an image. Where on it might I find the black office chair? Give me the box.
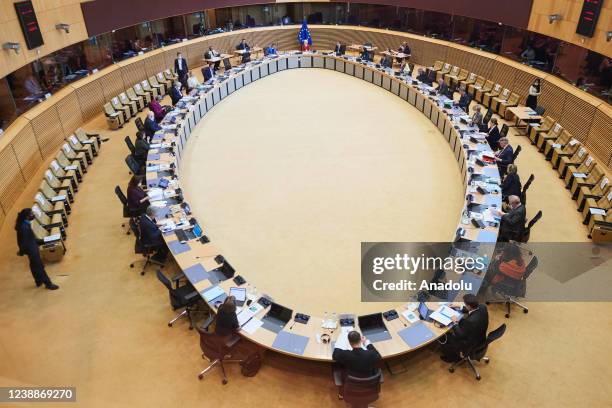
[448,324,506,380]
[129,218,165,275]
[134,117,145,132]
[512,145,522,163]
[518,210,542,243]
[157,270,200,329]
[535,105,545,116]
[114,185,144,234]
[124,136,135,155]
[125,154,142,175]
[521,174,535,206]
[488,256,538,317]
[338,369,383,407]
[500,123,509,138]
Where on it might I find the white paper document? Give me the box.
[429,305,462,326]
[242,318,263,334]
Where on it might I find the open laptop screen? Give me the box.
[268,303,293,323]
[358,313,384,331]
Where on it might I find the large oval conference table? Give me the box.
[145,52,501,361]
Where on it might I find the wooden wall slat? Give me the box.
[100,69,126,102]
[585,108,612,166]
[10,122,42,181]
[559,94,597,142]
[120,60,147,88]
[56,90,83,137]
[539,80,567,120]
[0,147,25,215]
[30,108,65,159]
[489,63,517,91]
[145,53,167,77]
[512,70,539,105]
[75,80,105,122]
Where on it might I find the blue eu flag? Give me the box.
[297,20,312,46]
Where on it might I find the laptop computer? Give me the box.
[357,313,392,342]
[174,223,203,243]
[418,302,433,322]
[229,287,246,307]
[209,261,235,283]
[261,303,293,333]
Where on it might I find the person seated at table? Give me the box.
[520,45,536,62]
[398,60,411,76]
[416,68,428,83]
[169,81,183,105]
[361,42,373,61]
[301,39,311,52]
[397,41,411,63]
[134,130,150,168]
[202,62,216,82]
[127,175,149,215]
[457,88,472,111]
[149,95,165,122]
[379,51,392,68]
[501,164,522,201]
[495,195,526,242]
[439,294,489,363]
[332,331,381,399]
[334,41,346,55]
[139,206,169,263]
[215,295,239,337]
[144,111,162,141]
[204,46,221,70]
[495,137,514,177]
[436,78,451,98]
[486,118,501,150]
[265,42,278,56]
[186,71,200,91]
[236,39,251,63]
[471,105,484,130]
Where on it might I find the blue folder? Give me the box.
[271,331,309,356]
[477,230,497,243]
[482,167,499,178]
[147,153,160,161]
[397,323,436,348]
[183,263,209,284]
[167,240,191,255]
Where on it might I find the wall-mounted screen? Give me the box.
[576,0,605,37]
[14,1,44,49]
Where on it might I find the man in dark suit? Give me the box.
[169,81,183,106]
[134,130,150,168]
[416,68,429,83]
[144,111,162,141]
[496,195,526,242]
[334,42,346,55]
[471,105,484,129]
[486,118,501,151]
[174,52,189,89]
[440,294,488,362]
[15,208,59,290]
[333,330,381,378]
[204,46,221,71]
[202,62,215,82]
[236,39,251,63]
[457,88,472,111]
[495,137,514,177]
[139,207,168,262]
[437,78,451,98]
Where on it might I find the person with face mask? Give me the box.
[15,208,59,290]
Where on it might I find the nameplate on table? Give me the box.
[271,331,309,356]
[397,322,435,348]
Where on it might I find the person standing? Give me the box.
[526,79,541,110]
[15,208,59,290]
[174,52,189,90]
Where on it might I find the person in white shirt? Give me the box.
[526,79,541,110]
[186,71,200,91]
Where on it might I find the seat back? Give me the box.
[134,83,146,95]
[490,83,502,95]
[570,146,588,163]
[486,323,507,345]
[197,328,230,362]
[34,192,53,212]
[103,103,115,116]
[577,157,597,176]
[432,60,443,71]
[135,117,145,131]
[39,180,57,200]
[474,76,485,87]
[539,116,554,131]
[507,93,519,104]
[111,96,123,110]
[114,185,128,207]
[512,145,522,162]
[148,76,159,86]
[156,269,174,292]
[482,80,494,92]
[521,174,535,205]
[126,88,139,99]
[49,160,66,178]
[548,123,564,140]
[125,155,141,174]
[32,203,50,225]
[498,88,510,100]
[458,69,469,80]
[593,178,610,196]
[524,210,543,238]
[449,66,459,76]
[119,92,131,105]
[500,123,509,138]
[483,109,493,125]
[223,58,232,70]
[31,218,49,240]
[141,79,152,91]
[595,189,612,208]
[343,369,382,407]
[535,105,545,115]
[44,169,61,188]
[125,136,136,154]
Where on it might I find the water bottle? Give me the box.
[332,312,338,327]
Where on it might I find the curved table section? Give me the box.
[145,53,500,361]
[1,25,610,230]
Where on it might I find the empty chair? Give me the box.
[164,69,178,83]
[491,88,510,112]
[459,72,477,90]
[474,80,494,103]
[133,83,152,104]
[156,270,199,329]
[587,203,612,241]
[49,159,78,191]
[467,76,485,98]
[577,177,609,212]
[443,65,460,85]
[111,96,132,121]
[148,76,166,96]
[32,203,66,240]
[512,145,521,163]
[118,92,138,116]
[558,146,587,179]
[340,369,383,407]
[566,158,600,197]
[39,180,71,214]
[34,192,68,226]
[542,126,568,157]
[67,134,94,162]
[196,327,246,384]
[528,116,554,145]
[499,93,520,118]
[521,174,535,206]
[435,62,451,82]
[61,143,89,172]
[125,154,142,175]
[125,136,136,155]
[551,135,580,168]
[43,169,74,203]
[56,150,84,180]
[223,57,232,71]
[103,102,125,129]
[583,191,611,228]
[75,128,101,154]
[126,88,145,111]
[128,218,165,275]
[487,256,538,317]
[518,210,542,243]
[448,324,507,380]
[156,71,172,89]
[30,218,66,255]
[140,79,159,99]
[500,123,509,138]
[134,117,145,132]
[483,84,502,108]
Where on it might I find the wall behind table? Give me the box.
[0,25,610,232]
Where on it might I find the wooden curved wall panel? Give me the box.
[0,25,610,230]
